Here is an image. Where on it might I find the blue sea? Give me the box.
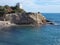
[0,13,60,45]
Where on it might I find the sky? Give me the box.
[0,0,60,13]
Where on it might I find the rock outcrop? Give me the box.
[4,12,46,26]
[46,20,54,25]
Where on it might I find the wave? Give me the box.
[54,23,60,26]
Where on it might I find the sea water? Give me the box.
[0,13,60,45]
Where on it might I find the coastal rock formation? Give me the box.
[29,12,46,24]
[4,12,46,26]
[46,20,54,25]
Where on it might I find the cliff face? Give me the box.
[29,13,46,24]
[5,12,46,25]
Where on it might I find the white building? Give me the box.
[16,3,23,9]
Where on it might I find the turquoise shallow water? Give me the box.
[0,13,60,45]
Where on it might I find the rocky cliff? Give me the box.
[5,12,46,26]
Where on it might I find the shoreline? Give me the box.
[0,21,41,28]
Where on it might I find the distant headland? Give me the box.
[0,3,52,27]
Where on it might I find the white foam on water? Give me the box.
[54,23,60,25]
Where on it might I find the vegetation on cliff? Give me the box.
[0,3,25,17]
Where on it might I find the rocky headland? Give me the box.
[1,12,46,27]
[0,3,53,28]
